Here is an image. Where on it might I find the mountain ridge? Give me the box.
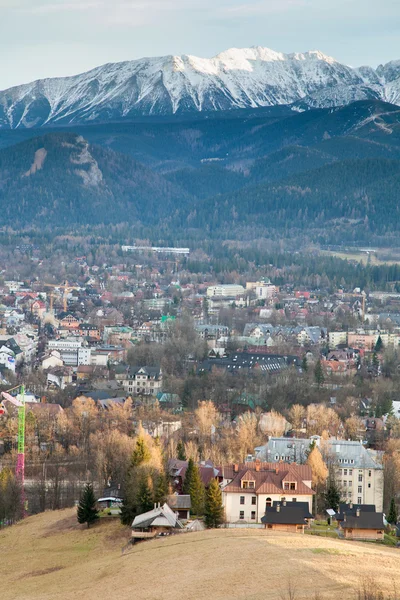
[2,46,400,129]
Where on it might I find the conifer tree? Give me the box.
[204,478,224,528]
[314,359,325,388]
[136,475,154,514]
[301,355,308,372]
[153,472,169,505]
[375,335,383,352]
[177,440,186,461]
[77,483,99,528]
[131,435,151,467]
[182,458,195,495]
[388,497,398,524]
[186,461,205,516]
[322,470,341,512]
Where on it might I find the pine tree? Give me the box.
[314,359,325,388]
[388,497,398,524]
[136,475,154,514]
[375,335,383,352]
[189,463,205,516]
[177,440,186,461]
[301,355,308,372]
[182,458,195,495]
[77,483,99,528]
[153,472,169,505]
[204,478,224,528]
[323,474,341,512]
[131,436,151,467]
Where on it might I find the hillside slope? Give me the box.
[0,132,191,227]
[1,509,399,600]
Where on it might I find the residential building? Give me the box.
[167,494,191,520]
[115,365,162,396]
[222,461,314,523]
[131,503,183,540]
[48,338,90,367]
[206,284,245,298]
[328,331,348,349]
[256,437,384,511]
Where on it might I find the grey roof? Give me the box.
[261,504,313,525]
[167,494,191,510]
[336,503,376,521]
[132,503,182,529]
[341,512,384,530]
[256,437,383,470]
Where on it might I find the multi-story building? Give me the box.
[206,284,245,298]
[328,331,348,349]
[115,365,162,396]
[255,437,384,511]
[222,461,314,523]
[48,338,91,367]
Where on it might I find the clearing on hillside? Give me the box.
[1,508,399,600]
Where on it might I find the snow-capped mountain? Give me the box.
[1,46,400,129]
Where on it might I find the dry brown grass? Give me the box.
[1,509,400,600]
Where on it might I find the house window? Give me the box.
[348,481,352,487]
[292,498,297,502]
[343,481,347,487]
[368,470,372,477]
[284,482,290,490]
[358,486,362,494]
[252,497,257,505]
[240,496,245,505]
[266,498,272,508]
[358,497,362,504]
[251,511,256,520]
[249,481,255,489]
[343,469,347,476]
[368,483,371,489]
[239,511,244,520]
[358,474,363,482]
[349,470,353,475]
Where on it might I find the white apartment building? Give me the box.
[206,284,245,298]
[48,338,91,367]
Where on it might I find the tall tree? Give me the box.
[183,459,205,516]
[131,435,151,467]
[387,497,398,525]
[176,440,186,461]
[204,478,224,528]
[314,359,325,388]
[77,483,99,528]
[322,470,342,513]
[136,475,154,514]
[153,472,169,505]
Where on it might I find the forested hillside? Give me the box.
[0,100,400,242]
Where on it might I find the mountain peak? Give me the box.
[1,47,400,128]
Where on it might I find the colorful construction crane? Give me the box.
[1,385,26,484]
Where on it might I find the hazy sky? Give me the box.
[2,0,400,90]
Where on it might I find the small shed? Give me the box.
[261,501,313,534]
[339,509,384,541]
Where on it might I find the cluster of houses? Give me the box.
[125,454,386,542]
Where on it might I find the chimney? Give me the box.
[275,467,279,475]
[154,503,157,509]
[276,503,281,513]
[356,508,360,517]
[283,500,287,506]
[233,463,239,473]
[255,462,260,472]
[343,512,346,522]
[349,501,353,510]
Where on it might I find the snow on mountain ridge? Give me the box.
[1,46,400,128]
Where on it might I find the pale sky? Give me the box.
[1,0,400,90]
